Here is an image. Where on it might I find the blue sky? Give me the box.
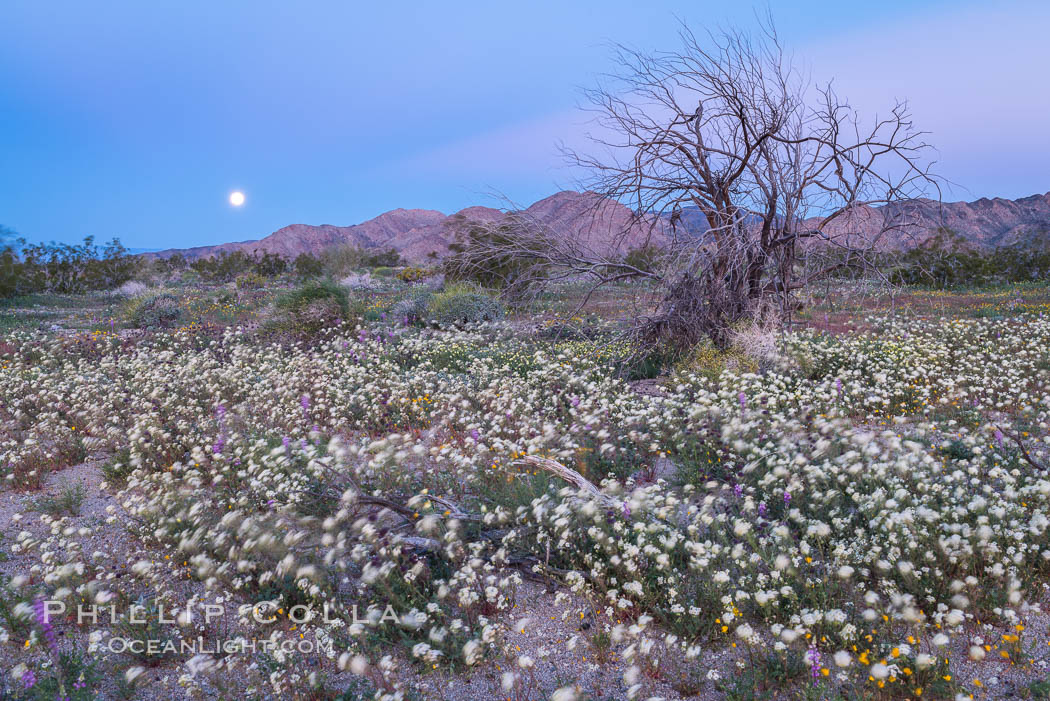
[2,0,1047,248]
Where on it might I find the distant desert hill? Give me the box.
[152,190,1050,263]
[152,191,664,263]
[885,192,1050,248]
[666,192,1050,250]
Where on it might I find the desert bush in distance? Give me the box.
[316,244,402,279]
[189,249,288,282]
[0,233,138,298]
[889,229,1050,288]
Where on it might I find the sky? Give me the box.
[1,0,1048,249]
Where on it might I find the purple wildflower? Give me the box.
[805,645,821,684]
[22,668,36,689]
[32,597,59,654]
[783,491,791,505]
[758,502,767,517]
[622,501,631,519]
[212,435,224,455]
[733,483,743,498]
[469,429,480,441]
[570,396,580,407]
[994,428,1004,449]
[835,378,843,399]
[738,391,747,410]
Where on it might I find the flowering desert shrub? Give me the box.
[389,290,432,323]
[673,339,758,382]
[395,266,428,283]
[234,272,266,289]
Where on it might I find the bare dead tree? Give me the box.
[458,20,940,349]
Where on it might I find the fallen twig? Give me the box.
[513,455,621,509]
[997,425,1047,472]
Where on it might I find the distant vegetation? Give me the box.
[889,229,1050,288]
[0,230,413,302]
[4,221,1047,314]
[0,232,136,298]
[184,249,288,281]
[291,244,402,280]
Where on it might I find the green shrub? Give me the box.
[390,290,433,323]
[443,215,549,301]
[626,348,679,380]
[1029,678,1050,699]
[427,283,505,324]
[885,227,1050,289]
[100,449,135,487]
[190,250,287,282]
[268,279,349,336]
[34,481,86,516]
[315,245,402,277]
[124,292,185,329]
[623,243,666,275]
[1,235,138,298]
[293,253,324,278]
[235,272,266,289]
[362,248,402,268]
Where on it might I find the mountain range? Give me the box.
[152,190,1050,263]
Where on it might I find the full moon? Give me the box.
[229,191,245,207]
